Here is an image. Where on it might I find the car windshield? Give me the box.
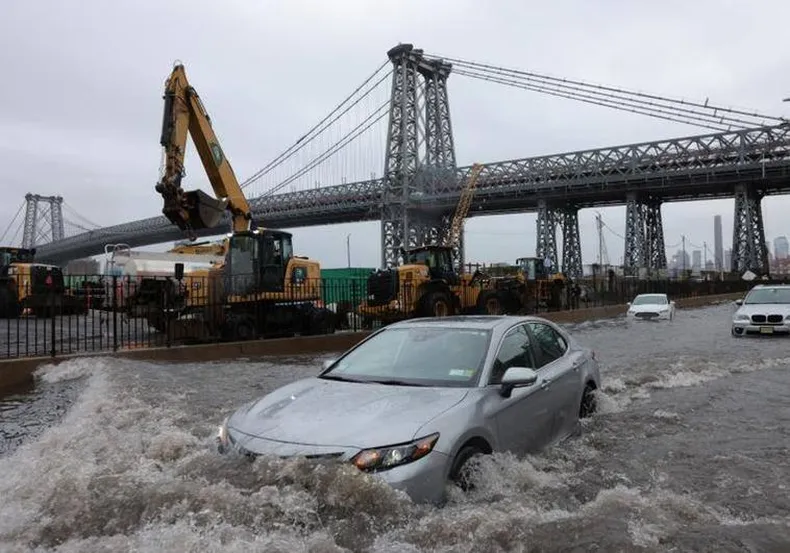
[744,288,790,305]
[321,326,492,387]
[632,295,667,305]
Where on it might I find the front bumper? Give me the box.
[217,429,451,504]
[731,320,790,336]
[627,310,672,321]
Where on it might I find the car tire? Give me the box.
[448,444,485,492]
[579,383,597,418]
[731,327,742,338]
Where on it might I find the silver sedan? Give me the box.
[216,315,601,504]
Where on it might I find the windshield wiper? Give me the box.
[319,374,366,383]
[368,379,428,387]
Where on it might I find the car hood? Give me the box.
[736,304,790,317]
[629,304,669,312]
[227,377,469,450]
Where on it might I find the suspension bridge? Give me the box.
[9,44,790,276]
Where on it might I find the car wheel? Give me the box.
[731,327,742,338]
[448,444,485,492]
[579,383,597,419]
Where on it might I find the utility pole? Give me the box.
[703,241,707,268]
[346,234,351,268]
[596,212,603,266]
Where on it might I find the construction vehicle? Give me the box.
[0,246,86,318]
[357,164,490,323]
[154,63,333,340]
[476,256,567,314]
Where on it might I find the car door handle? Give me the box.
[540,379,551,390]
[572,361,583,371]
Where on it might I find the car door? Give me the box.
[485,323,554,455]
[526,322,582,439]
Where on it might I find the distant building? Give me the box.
[775,236,789,260]
[705,259,715,271]
[713,215,723,271]
[724,249,732,272]
[692,250,702,272]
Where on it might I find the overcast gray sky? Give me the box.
[2,0,790,268]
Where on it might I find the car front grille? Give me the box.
[635,312,659,319]
[751,314,785,324]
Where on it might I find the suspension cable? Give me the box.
[240,61,391,190]
[431,54,786,129]
[0,201,25,244]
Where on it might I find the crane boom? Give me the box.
[155,63,253,237]
[444,163,484,249]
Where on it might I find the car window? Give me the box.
[526,322,567,368]
[324,326,491,387]
[488,325,534,385]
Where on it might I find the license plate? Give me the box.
[760,326,774,334]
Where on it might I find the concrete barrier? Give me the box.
[0,292,742,394]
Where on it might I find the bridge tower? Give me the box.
[21,193,65,249]
[731,184,769,275]
[623,193,667,275]
[535,201,583,279]
[380,44,459,269]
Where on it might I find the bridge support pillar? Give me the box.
[536,200,559,272]
[22,193,65,249]
[560,207,583,279]
[624,192,666,275]
[731,184,769,275]
[380,44,458,269]
[535,201,583,278]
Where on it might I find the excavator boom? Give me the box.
[444,163,484,249]
[155,64,252,237]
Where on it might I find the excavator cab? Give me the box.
[403,245,458,284]
[224,229,294,298]
[516,257,549,280]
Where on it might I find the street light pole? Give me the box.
[346,234,351,268]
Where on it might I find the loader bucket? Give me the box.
[183,189,227,230]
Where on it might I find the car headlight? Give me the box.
[734,314,749,321]
[350,433,439,472]
[216,417,230,453]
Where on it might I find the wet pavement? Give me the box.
[1,302,789,552]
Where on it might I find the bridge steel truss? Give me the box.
[22,193,65,249]
[380,44,460,269]
[34,112,790,276]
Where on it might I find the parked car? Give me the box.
[216,315,601,504]
[626,293,675,321]
[731,284,790,337]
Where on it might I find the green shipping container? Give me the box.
[320,267,375,307]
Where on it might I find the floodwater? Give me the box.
[1,302,789,552]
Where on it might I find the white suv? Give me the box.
[731,284,790,337]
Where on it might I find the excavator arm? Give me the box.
[155,63,252,238]
[443,163,484,249]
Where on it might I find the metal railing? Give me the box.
[0,273,781,360]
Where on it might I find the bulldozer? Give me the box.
[475,256,567,314]
[357,164,489,323]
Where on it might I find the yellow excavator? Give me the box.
[154,63,333,340]
[357,163,489,322]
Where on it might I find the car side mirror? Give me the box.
[322,357,338,371]
[500,366,538,398]
[734,299,743,306]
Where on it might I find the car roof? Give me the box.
[387,315,549,331]
[635,293,667,296]
[751,284,790,289]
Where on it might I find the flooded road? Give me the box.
[1,303,789,552]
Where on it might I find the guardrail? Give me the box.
[0,273,781,360]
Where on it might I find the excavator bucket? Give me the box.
[182,189,227,230]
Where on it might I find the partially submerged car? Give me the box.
[731,284,790,337]
[626,293,675,321]
[216,315,601,504]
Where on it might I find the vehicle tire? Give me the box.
[0,287,21,319]
[731,327,742,338]
[231,317,256,341]
[476,290,504,315]
[579,383,597,419]
[421,290,453,318]
[448,444,486,492]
